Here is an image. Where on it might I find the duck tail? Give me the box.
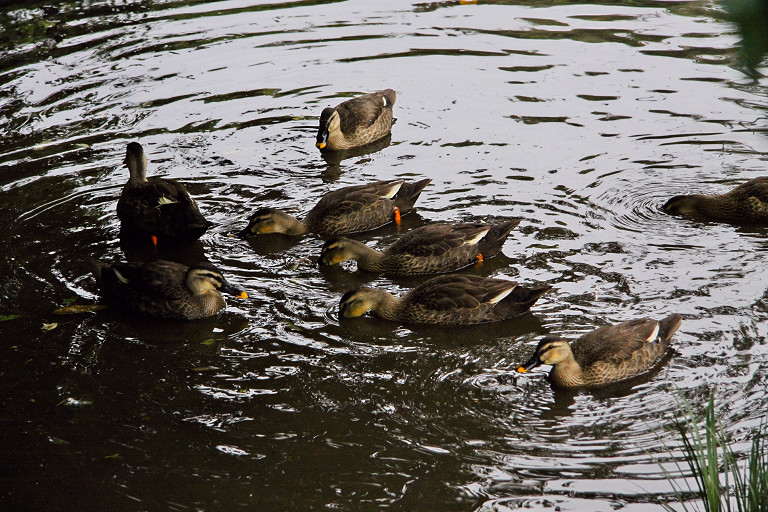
[659,313,683,341]
[478,218,521,257]
[503,284,552,317]
[394,178,431,214]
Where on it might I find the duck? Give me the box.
[319,219,521,275]
[339,274,551,326]
[662,177,768,224]
[116,142,213,241]
[316,89,396,151]
[238,178,431,237]
[516,314,683,389]
[88,258,247,320]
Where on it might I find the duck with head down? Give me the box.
[517,314,682,389]
[238,178,431,238]
[339,274,551,326]
[316,89,396,151]
[319,219,520,276]
[662,176,768,225]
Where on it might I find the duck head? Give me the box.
[186,262,248,298]
[238,208,304,237]
[124,141,149,183]
[517,335,571,373]
[662,195,701,215]
[338,288,379,318]
[318,237,355,266]
[316,107,340,149]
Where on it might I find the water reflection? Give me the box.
[320,133,393,179]
[2,0,768,510]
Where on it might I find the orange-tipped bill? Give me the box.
[517,353,542,373]
[221,282,248,299]
[316,130,329,149]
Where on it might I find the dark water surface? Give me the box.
[2,0,767,510]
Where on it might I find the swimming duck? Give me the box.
[319,219,521,275]
[339,275,551,326]
[88,258,247,320]
[238,178,431,237]
[316,89,396,151]
[662,177,768,224]
[516,314,682,389]
[117,142,213,240]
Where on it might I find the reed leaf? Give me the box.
[657,389,768,512]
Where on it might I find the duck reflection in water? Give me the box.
[320,133,393,181]
[119,226,208,267]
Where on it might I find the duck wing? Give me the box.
[306,180,404,234]
[336,89,395,134]
[405,275,517,311]
[571,317,672,368]
[731,177,768,203]
[387,223,491,258]
[103,260,188,301]
[117,178,211,237]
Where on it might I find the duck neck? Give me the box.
[127,154,149,184]
[327,129,349,150]
[367,288,401,321]
[200,291,226,316]
[281,215,310,235]
[550,357,584,388]
[347,240,386,271]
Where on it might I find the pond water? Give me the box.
[1,0,767,510]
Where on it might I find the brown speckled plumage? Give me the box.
[320,220,520,275]
[663,177,768,224]
[117,142,212,240]
[238,179,431,237]
[518,314,682,388]
[316,89,396,151]
[339,274,551,325]
[88,259,246,320]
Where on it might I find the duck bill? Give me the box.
[516,354,542,373]
[316,131,328,149]
[221,282,248,299]
[236,226,252,239]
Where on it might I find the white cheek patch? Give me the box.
[382,97,388,107]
